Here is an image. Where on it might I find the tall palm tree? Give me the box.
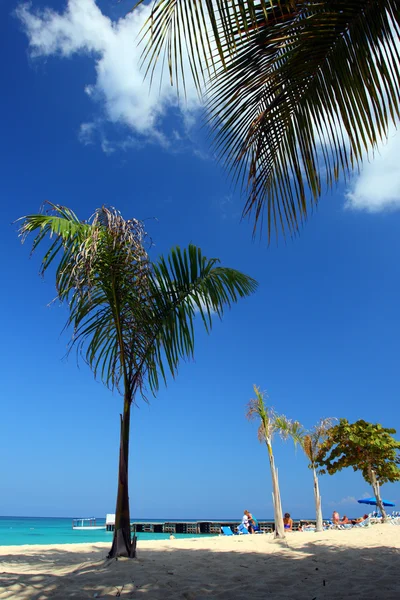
[18,203,257,558]
[246,385,302,538]
[135,1,400,239]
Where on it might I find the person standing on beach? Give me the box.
[248,512,259,534]
[237,510,249,533]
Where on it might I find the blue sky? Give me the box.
[1,0,399,520]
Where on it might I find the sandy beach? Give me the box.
[0,524,399,599]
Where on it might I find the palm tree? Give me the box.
[135,1,400,239]
[297,418,336,532]
[18,203,257,558]
[246,385,302,538]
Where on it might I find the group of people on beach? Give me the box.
[238,510,294,533]
[236,509,369,534]
[238,510,259,533]
[331,511,368,526]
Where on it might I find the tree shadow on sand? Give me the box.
[0,538,399,599]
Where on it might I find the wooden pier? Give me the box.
[105,514,315,534]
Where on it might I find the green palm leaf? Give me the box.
[135,0,400,239]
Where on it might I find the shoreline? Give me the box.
[0,525,399,599]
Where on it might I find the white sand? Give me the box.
[0,525,399,599]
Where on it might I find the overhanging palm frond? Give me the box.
[135,0,296,92]
[212,0,400,239]
[135,0,400,239]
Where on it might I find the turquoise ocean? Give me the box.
[0,517,218,546]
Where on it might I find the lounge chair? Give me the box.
[237,524,249,534]
[221,526,234,536]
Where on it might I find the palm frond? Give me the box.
[135,0,400,239]
[135,0,296,92]
[302,417,337,465]
[273,414,305,448]
[209,0,400,239]
[303,434,314,462]
[17,202,90,279]
[246,384,273,442]
[138,244,258,394]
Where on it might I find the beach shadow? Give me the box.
[0,538,399,599]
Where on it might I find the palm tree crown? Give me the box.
[19,203,258,400]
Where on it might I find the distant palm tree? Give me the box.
[295,418,336,532]
[135,0,400,239]
[18,203,257,558]
[246,385,302,538]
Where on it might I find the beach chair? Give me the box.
[221,526,234,536]
[237,524,249,534]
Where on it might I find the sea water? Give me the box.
[0,517,214,546]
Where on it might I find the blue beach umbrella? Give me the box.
[358,497,395,508]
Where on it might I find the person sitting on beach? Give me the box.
[332,511,340,525]
[283,513,293,531]
[339,515,350,525]
[352,514,369,525]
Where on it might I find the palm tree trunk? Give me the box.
[267,441,285,539]
[108,396,136,558]
[369,468,387,522]
[313,467,323,532]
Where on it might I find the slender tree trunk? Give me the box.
[369,469,387,522]
[313,467,323,532]
[108,396,136,558]
[267,441,285,539]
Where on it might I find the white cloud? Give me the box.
[345,126,400,212]
[16,0,201,146]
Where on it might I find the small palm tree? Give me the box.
[18,203,257,558]
[135,0,400,239]
[246,385,302,538]
[299,418,336,532]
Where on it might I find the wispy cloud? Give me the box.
[16,0,201,149]
[78,122,96,146]
[328,495,358,507]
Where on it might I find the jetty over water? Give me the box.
[105,514,314,534]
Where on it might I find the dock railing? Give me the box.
[104,518,317,534]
